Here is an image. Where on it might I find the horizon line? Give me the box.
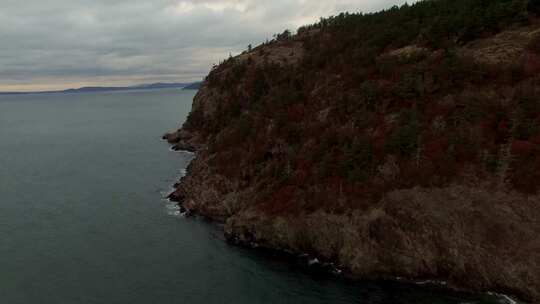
[0,81,203,95]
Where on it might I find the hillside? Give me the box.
[182,82,203,90]
[165,1,540,302]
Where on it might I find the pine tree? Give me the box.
[529,0,540,13]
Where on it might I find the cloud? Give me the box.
[0,0,411,91]
[168,1,249,14]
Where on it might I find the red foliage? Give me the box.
[425,103,453,118]
[327,176,345,190]
[259,185,298,215]
[424,137,449,160]
[498,120,510,134]
[479,116,511,143]
[296,158,313,172]
[480,117,495,134]
[371,114,390,157]
[509,153,540,194]
[294,169,309,185]
[530,135,540,145]
[524,53,540,76]
[511,140,535,156]
[293,158,313,185]
[414,160,438,185]
[373,137,387,158]
[287,104,306,121]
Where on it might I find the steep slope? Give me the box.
[165,1,540,302]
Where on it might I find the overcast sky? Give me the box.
[0,0,410,92]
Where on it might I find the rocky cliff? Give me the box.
[165,1,540,302]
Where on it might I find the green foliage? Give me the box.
[386,109,421,157]
[251,68,269,104]
[352,47,377,67]
[183,107,204,130]
[528,0,540,13]
[318,153,332,179]
[513,117,539,140]
[301,0,531,69]
[516,81,540,117]
[275,29,292,40]
[234,115,253,142]
[376,56,399,77]
[483,152,500,173]
[360,81,378,111]
[342,136,373,182]
[431,50,488,92]
[232,62,247,79]
[394,70,426,99]
[196,0,540,195]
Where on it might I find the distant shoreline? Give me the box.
[0,81,202,95]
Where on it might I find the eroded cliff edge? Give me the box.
[165,3,540,302]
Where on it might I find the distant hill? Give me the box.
[0,82,202,95]
[182,82,202,90]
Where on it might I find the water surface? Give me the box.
[0,89,501,304]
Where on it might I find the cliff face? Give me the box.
[166,2,540,302]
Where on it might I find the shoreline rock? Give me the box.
[164,131,535,303]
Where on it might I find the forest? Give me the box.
[185,0,540,205]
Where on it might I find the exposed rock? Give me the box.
[224,186,540,302]
[461,27,540,66]
[163,129,205,153]
[385,45,428,59]
[171,142,197,153]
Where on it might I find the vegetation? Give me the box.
[185,0,540,204]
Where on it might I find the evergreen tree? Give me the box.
[529,0,540,13]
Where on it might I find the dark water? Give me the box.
[0,89,503,304]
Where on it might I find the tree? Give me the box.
[277,30,291,40]
[385,109,421,157]
[528,0,540,14]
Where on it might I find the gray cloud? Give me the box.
[0,0,411,91]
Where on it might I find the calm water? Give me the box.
[0,89,501,304]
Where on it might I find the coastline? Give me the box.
[162,136,526,304]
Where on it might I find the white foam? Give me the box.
[164,199,181,216]
[166,207,186,218]
[169,147,195,155]
[415,280,448,286]
[165,203,180,210]
[161,188,175,197]
[487,292,518,304]
[166,209,181,217]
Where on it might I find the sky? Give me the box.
[0,0,411,92]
